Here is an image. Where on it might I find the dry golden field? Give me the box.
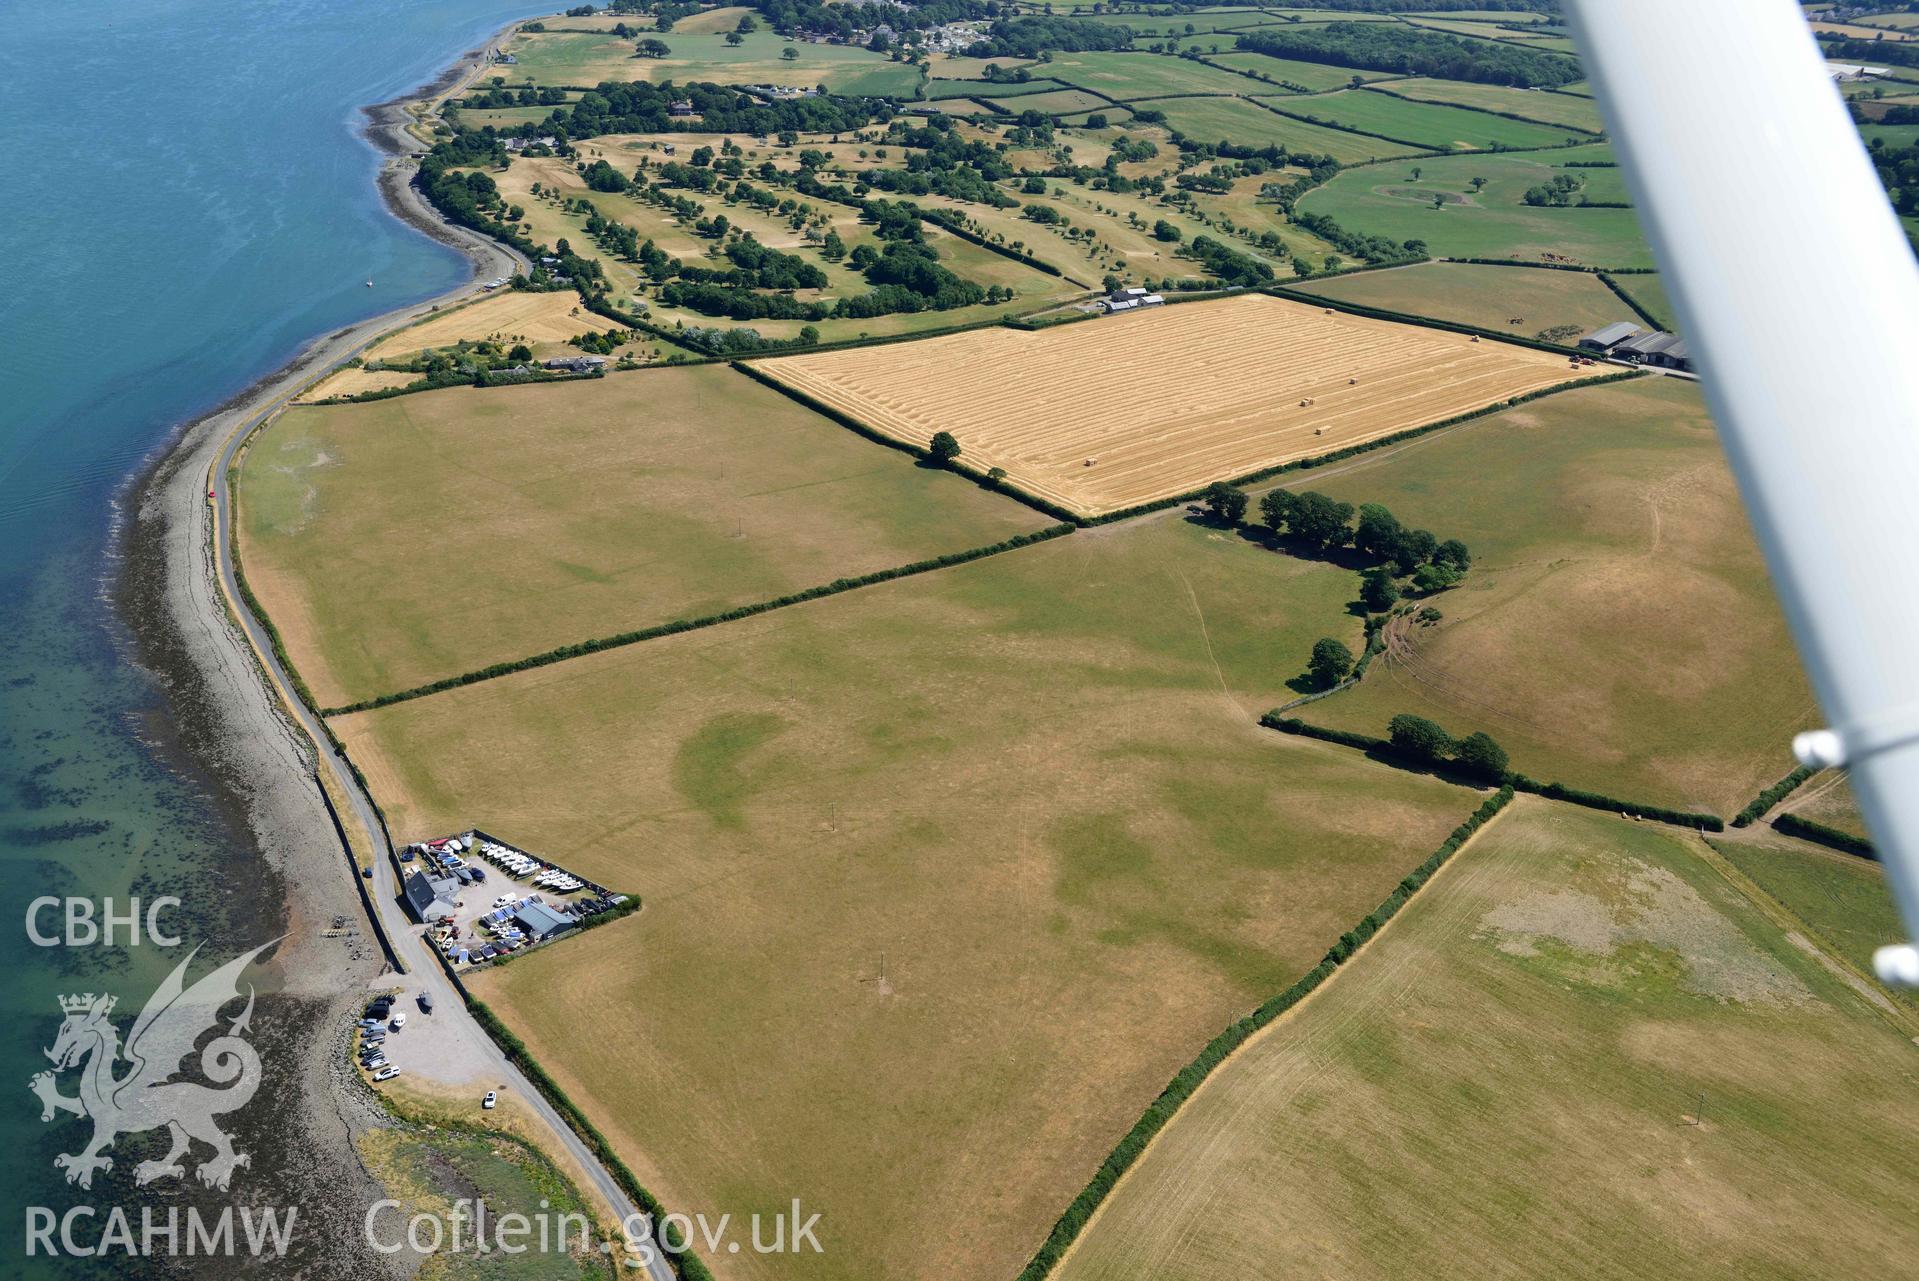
[1056,800,1919,1281]
[757,294,1604,516]
[296,367,420,402]
[331,515,1481,1281]
[362,288,599,359]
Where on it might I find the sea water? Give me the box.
[0,0,542,1269]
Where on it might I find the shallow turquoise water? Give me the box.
[0,0,540,1268]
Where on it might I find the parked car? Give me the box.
[482,1091,497,1110]
[372,1066,401,1082]
[389,1012,407,1030]
[417,992,433,1014]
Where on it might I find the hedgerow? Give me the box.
[730,360,1084,522]
[1260,716,1726,830]
[1732,765,1817,827]
[1772,812,1877,859]
[323,524,1076,715]
[1013,785,1513,1281]
[468,1000,716,1281]
[1596,271,1663,330]
[1071,368,1644,527]
[1508,775,1723,831]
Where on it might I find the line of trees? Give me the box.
[1236,22,1581,89]
[1195,483,1473,600]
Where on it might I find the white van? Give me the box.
[389,1012,407,1031]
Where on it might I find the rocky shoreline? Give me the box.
[110,24,525,1277]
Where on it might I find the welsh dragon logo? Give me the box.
[29,941,275,1191]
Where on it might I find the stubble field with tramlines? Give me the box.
[759,294,1607,517]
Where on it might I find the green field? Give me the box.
[454,104,567,128]
[1370,77,1606,133]
[922,76,1067,100]
[1299,144,1653,267]
[238,365,1047,707]
[1715,830,1913,1008]
[984,87,1111,115]
[1861,122,1919,148]
[1057,799,1919,1281]
[336,514,1482,1281]
[1154,95,1432,162]
[1290,375,1818,816]
[501,28,921,96]
[1274,87,1584,150]
[1292,261,1638,340]
[1039,50,1283,100]
[1082,9,1274,34]
[1609,270,1676,329]
[1201,49,1395,90]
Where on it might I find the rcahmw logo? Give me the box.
[24,939,298,1258]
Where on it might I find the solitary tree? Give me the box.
[781,46,799,60]
[1433,194,1446,210]
[1360,565,1400,611]
[929,431,961,466]
[1389,713,1453,764]
[1470,176,1488,192]
[636,37,670,57]
[1307,637,1355,690]
[1153,219,1182,242]
[725,30,745,46]
[1454,731,1510,781]
[1200,482,1248,526]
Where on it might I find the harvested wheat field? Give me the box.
[757,294,1605,517]
[296,366,421,402]
[364,288,595,359]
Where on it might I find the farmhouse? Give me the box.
[544,355,608,373]
[1578,321,1640,353]
[668,99,696,117]
[402,870,459,924]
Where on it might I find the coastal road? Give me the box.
[193,34,676,1270]
[206,325,677,1281]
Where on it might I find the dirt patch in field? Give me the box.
[1482,855,1813,1005]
